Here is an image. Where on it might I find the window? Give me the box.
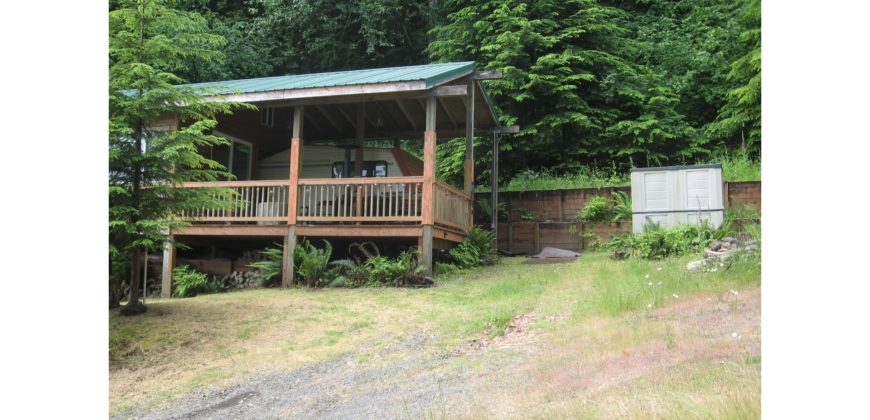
[260,107,274,127]
[331,161,388,178]
[210,132,253,180]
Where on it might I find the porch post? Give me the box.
[420,96,437,276]
[355,103,365,177]
[160,233,175,299]
[464,80,475,195]
[491,130,500,249]
[283,105,303,287]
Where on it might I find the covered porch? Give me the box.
[160,62,509,296]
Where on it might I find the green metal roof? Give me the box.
[178,61,476,96]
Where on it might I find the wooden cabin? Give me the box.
[159,62,509,297]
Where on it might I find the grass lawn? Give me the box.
[109,252,760,417]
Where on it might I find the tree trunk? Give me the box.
[121,247,147,316]
[109,274,120,309]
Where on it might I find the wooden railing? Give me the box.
[178,180,289,222]
[176,177,471,232]
[296,177,424,223]
[433,180,472,233]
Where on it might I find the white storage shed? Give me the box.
[630,164,724,233]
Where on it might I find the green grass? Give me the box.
[110,251,759,415]
[712,151,761,182]
[477,167,630,193]
[476,153,760,194]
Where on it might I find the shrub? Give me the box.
[609,222,720,260]
[295,240,333,287]
[610,191,632,222]
[580,196,612,222]
[434,262,461,275]
[714,151,761,182]
[476,198,508,222]
[466,226,498,265]
[495,167,629,192]
[248,244,284,287]
[172,265,210,297]
[362,250,425,286]
[449,226,497,268]
[449,241,481,269]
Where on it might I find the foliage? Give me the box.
[248,244,284,287]
[579,191,631,224]
[469,226,499,265]
[610,191,633,222]
[109,0,247,312]
[434,262,461,275]
[609,222,721,260]
[176,0,434,82]
[580,197,613,223]
[517,208,538,221]
[449,241,481,269]
[476,197,508,223]
[707,0,761,154]
[489,167,629,193]
[172,265,210,297]
[716,150,761,182]
[362,251,427,286]
[294,240,334,287]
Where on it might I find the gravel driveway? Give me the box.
[114,332,525,419]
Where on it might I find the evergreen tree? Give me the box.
[428,0,695,182]
[707,0,761,154]
[109,0,245,313]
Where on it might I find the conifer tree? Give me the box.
[708,0,761,154]
[428,0,694,179]
[109,0,244,313]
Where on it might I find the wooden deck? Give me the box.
[174,177,472,241]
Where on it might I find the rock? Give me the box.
[705,249,730,260]
[721,236,738,244]
[687,260,705,271]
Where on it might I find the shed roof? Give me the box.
[179,62,476,96]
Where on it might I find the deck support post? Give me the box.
[284,105,304,287]
[160,234,175,299]
[282,225,297,287]
[420,225,433,276]
[420,96,437,276]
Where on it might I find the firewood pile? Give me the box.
[221,270,267,289]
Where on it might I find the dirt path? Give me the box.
[114,289,760,419]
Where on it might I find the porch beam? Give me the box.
[428,85,467,97]
[438,97,458,129]
[472,70,503,80]
[395,99,418,130]
[314,105,343,132]
[335,105,357,127]
[303,113,324,136]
